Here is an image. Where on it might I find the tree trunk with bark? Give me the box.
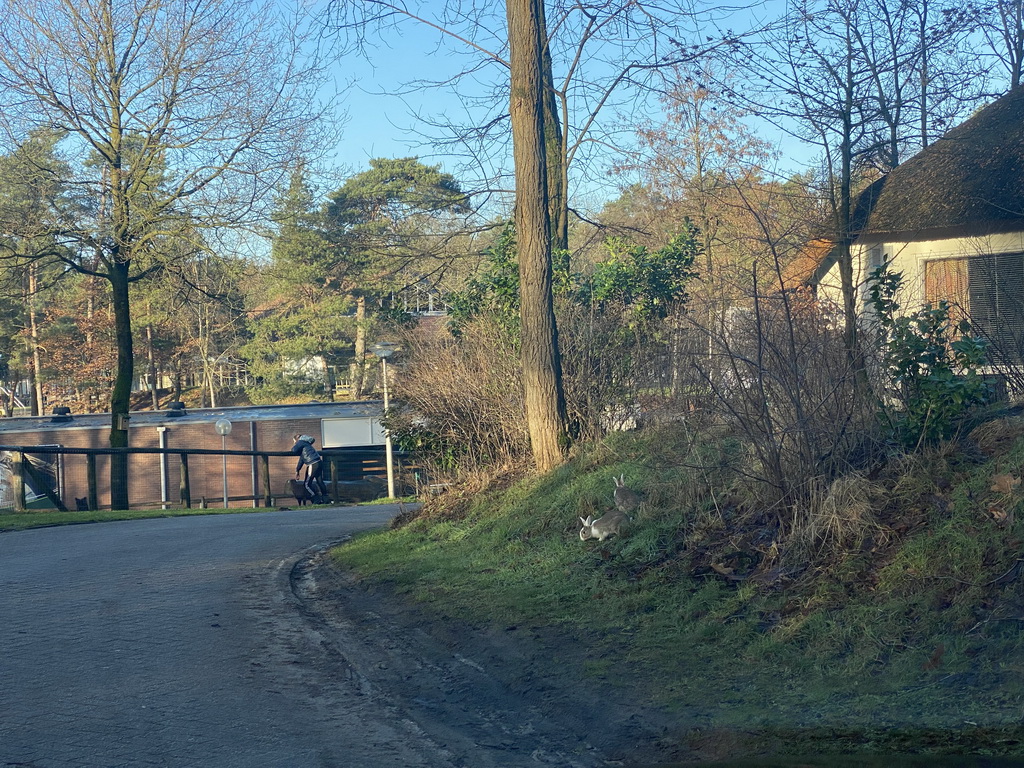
[537,1,567,254]
[506,0,568,473]
[109,260,132,511]
[27,264,44,416]
[146,320,160,410]
[352,295,367,399]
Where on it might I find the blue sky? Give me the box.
[314,3,813,215]
[303,0,1012,216]
[320,18,490,176]
[327,53,446,171]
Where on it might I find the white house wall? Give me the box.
[817,231,1024,313]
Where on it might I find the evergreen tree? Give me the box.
[242,167,358,402]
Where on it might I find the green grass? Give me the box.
[0,494,418,532]
[0,505,276,532]
[330,423,1024,759]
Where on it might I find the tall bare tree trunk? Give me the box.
[537,1,567,254]
[195,300,218,409]
[146,314,160,409]
[838,59,860,373]
[86,282,94,346]
[352,295,367,399]
[27,264,44,416]
[109,260,132,511]
[507,0,568,473]
[207,363,217,408]
[2,378,12,417]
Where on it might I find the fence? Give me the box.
[0,445,409,513]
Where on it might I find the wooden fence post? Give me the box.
[261,455,271,507]
[330,457,339,504]
[12,452,25,512]
[179,453,192,509]
[86,454,98,512]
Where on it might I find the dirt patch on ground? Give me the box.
[289,543,691,767]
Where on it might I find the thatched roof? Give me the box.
[857,86,1024,237]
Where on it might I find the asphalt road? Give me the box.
[0,505,447,768]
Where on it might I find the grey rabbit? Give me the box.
[612,473,641,513]
[579,509,628,541]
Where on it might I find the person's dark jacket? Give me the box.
[291,437,321,473]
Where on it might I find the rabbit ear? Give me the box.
[580,516,587,525]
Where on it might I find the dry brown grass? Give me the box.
[788,473,886,562]
[392,468,528,528]
[389,317,528,480]
[969,416,1024,458]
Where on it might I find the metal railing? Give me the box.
[0,445,398,513]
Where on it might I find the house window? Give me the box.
[869,247,883,271]
[924,253,1024,362]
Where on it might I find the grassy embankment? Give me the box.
[330,420,1024,761]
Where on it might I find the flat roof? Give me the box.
[0,401,384,434]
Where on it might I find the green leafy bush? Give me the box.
[867,266,992,446]
[406,224,703,473]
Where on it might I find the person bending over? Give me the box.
[291,433,328,503]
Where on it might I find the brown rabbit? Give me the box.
[613,474,641,514]
[579,509,628,541]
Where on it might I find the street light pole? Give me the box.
[215,419,232,508]
[381,356,395,499]
[371,342,398,499]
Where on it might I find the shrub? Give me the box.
[867,266,992,447]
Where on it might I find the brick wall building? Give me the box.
[0,401,386,511]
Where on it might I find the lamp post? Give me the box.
[214,418,232,508]
[370,342,398,499]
